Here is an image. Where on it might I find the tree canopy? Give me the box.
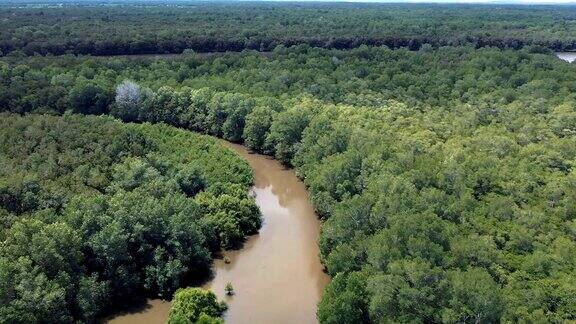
[0,113,260,322]
[168,288,226,324]
[1,3,576,56]
[1,11,575,322]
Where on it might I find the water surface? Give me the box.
[107,300,171,324]
[108,142,329,324]
[555,52,576,63]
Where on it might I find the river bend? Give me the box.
[108,141,329,324]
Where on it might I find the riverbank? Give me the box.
[108,140,329,324]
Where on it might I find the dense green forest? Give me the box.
[1,3,576,56]
[2,1,576,322]
[1,44,575,322]
[0,113,260,322]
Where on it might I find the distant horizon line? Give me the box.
[1,0,576,5]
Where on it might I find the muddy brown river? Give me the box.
[108,142,329,324]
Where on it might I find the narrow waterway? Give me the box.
[108,141,329,324]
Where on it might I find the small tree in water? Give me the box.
[225,282,234,296]
[168,287,226,324]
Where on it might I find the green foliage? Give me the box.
[1,29,576,323]
[177,165,207,197]
[168,288,226,324]
[243,105,276,152]
[0,220,80,324]
[196,191,262,249]
[69,81,111,115]
[0,113,259,322]
[196,313,224,324]
[317,272,369,324]
[225,282,234,296]
[367,259,448,323]
[1,4,576,56]
[266,103,314,164]
[442,268,503,323]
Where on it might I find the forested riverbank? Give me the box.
[110,142,329,324]
[0,113,260,322]
[1,44,575,322]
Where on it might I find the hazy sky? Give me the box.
[334,0,575,3]
[270,0,576,3]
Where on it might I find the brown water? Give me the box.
[108,142,329,324]
[106,300,171,324]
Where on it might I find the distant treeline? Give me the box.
[1,3,576,56]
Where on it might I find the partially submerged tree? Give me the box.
[168,288,226,324]
[225,282,234,296]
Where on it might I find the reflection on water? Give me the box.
[107,142,329,324]
[555,52,576,63]
[204,142,329,324]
